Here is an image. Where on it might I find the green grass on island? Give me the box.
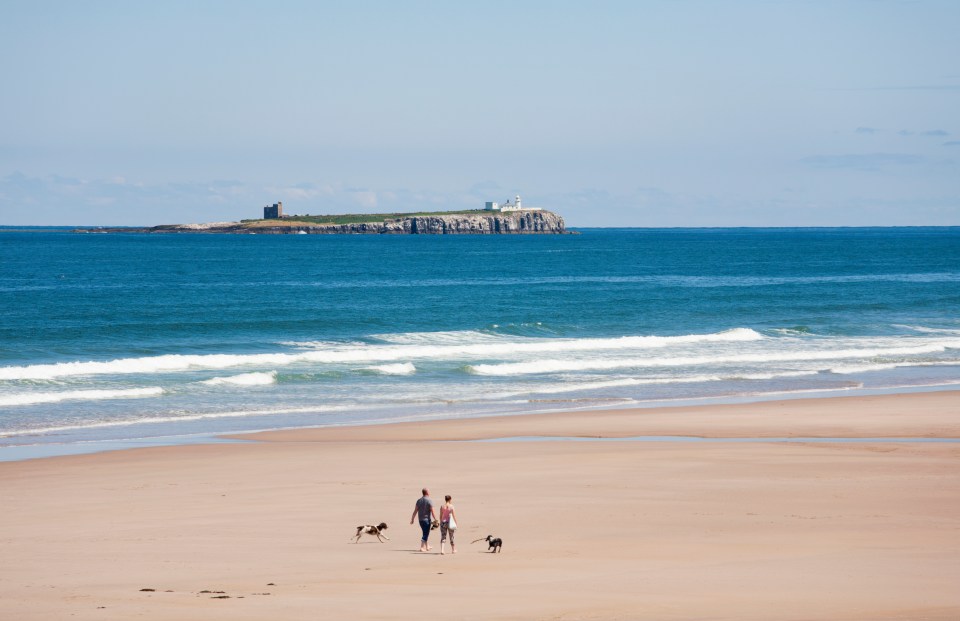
[243,209,497,226]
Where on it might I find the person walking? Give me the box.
[439,494,458,555]
[410,487,437,552]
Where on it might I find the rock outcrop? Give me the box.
[89,210,569,235]
[302,211,566,235]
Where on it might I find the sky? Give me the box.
[1,0,958,227]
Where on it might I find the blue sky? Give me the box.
[1,0,958,226]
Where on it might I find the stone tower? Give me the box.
[263,201,283,219]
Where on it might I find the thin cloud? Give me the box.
[0,173,493,225]
[855,127,881,134]
[266,183,334,201]
[899,129,951,137]
[0,173,258,225]
[849,85,960,91]
[349,190,378,209]
[943,141,960,147]
[468,180,502,196]
[800,153,923,171]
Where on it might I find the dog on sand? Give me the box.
[353,522,390,543]
[472,535,502,553]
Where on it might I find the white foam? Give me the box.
[512,375,726,395]
[468,343,960,376]
[0,328,764,380]
[0,387,164,407]
[476,370,822,401]
[370,330,513,345]
[1,404,364,437]
[0,353,297,381]
[830,360,960,375]
[278,339,370,349]
[830,363,903,375]
[717,370,818,381]
[364,363,416,375]
[770,328,816,336]
[895,325,960,335]
[200,371,278,386]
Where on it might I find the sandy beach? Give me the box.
[2,391,959,620]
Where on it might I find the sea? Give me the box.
[2,227,959,460]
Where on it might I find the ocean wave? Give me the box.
[200,371,278,386]
[0,387,164,407]
[460,370,824,402]
[829,363,904,375]
[770,326,814,336]
[363,363,417,375]
[467,342,960,376]
[894,325,960,335]
[286,272,957,290]
[0,328,764,380]
[0,404,363,437]
[0,353,298,381]
[649,272,960,288]
[829,360,960,375]
[494,375,728,398]
[277,339,372,349]
[89,272,954,292]
[368,330,513,345]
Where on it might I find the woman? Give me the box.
[439,494,458,555]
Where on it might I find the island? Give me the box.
[82,198,570,235]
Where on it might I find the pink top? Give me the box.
[440,504,455,522]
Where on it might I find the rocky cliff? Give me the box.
[93,210,569,235]
[297,210,566,235]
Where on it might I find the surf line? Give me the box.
[471,436,960,444]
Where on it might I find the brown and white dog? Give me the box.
[353,522,390,543]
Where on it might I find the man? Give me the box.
[410,487,438,552]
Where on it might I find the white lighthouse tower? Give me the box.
[484,194,539,212]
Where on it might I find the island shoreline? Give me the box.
[78,209,571,235]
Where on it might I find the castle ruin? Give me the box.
[263,201,283,219]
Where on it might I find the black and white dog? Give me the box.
[353,522,390,543]
[481,535,502,553]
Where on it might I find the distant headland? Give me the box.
[79,196,570,235]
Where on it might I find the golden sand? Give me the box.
[2,391,958,620]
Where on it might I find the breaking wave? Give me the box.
[1,404,358,437]
[0,328,763,381]
[200,371,278,386]
[0,387,164,407]
[467,342,960,376]
[364,363,417,375]
[829,360,960,375]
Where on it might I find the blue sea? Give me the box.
[2,227,959,459]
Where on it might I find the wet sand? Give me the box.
[2,391,958,620]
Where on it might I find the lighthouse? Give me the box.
[483,194,539,212]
